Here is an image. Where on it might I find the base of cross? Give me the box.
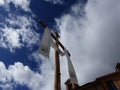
[65,79,79,90]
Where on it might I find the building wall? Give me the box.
[76,81,104,90]
[72,71,120,90]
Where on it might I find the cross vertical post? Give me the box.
[39,20,79,90]
[54,33,61,90]
[38,20,61,90]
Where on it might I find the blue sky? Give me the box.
[0,0,120,90]
[0,0,85,90]
[0,0,86,71]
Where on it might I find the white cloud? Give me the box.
[0,62,13,90]
[29,50,55,90]
[0,60,54,90]
[11,0,31,12]
[2,28,21,49]
[0,0,31,12]
[0,0,4,5]
[44,0,64,5]
[0,15,39,52]
[0,0,40,53]
[1,0,120,90]
[55,0,120,86]
[0,84,13,90]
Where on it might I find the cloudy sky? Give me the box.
[0,0,120,90]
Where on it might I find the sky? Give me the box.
[0,0,120,90]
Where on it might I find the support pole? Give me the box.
[54,33,61,90]
[39,20,75,90]
[39,20,61,90]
